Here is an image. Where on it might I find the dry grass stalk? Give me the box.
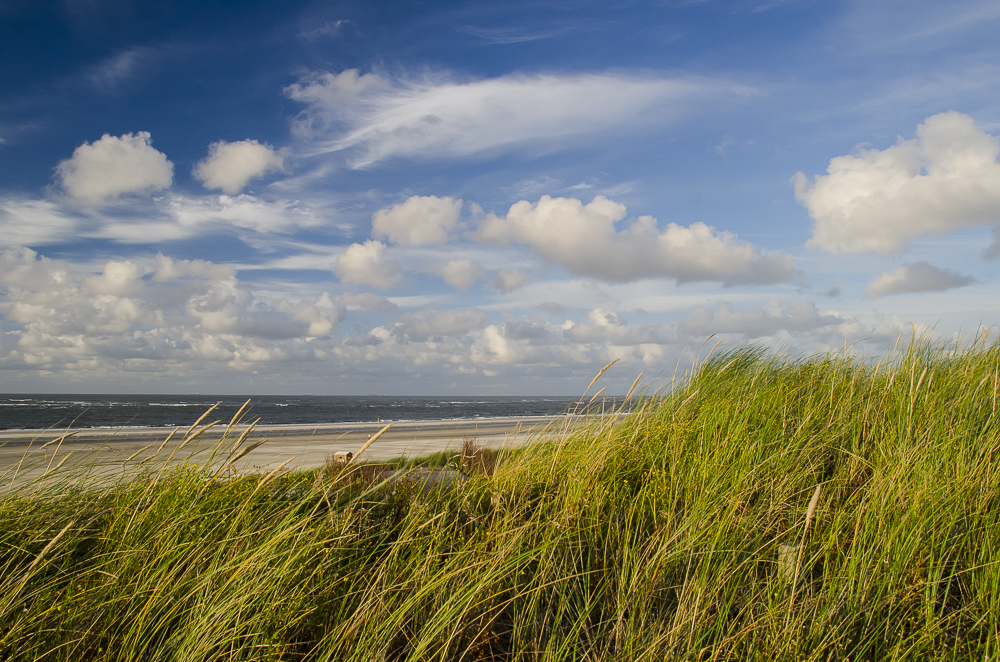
[250,457,295,497]
[625,372,643,400]
[41,452,73,478]
[25,519,76,576]
[789,483,823,610]
[39,430,79,450]
[351,423,393,461]
[584,358,619,395]
[229,417,261,454]
[121,445,152,467]
[587,386,607,405]
[225,398,252,434]
[183,402,219,439]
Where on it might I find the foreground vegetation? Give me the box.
[2,340,1000,660]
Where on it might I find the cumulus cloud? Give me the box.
[488,268,532,293]
[83,260,145,296]
[476,195,793,285]
[431,258,485,290]
[56,132,173,204]
[796,111,1000,253]
[865,261,977,298]
[285,69,737,166]
[0,245,926,391]
[334,240,402,289]
[193,139,286,194]
[0,247,344,375]
[385,308,490,341]
[469,300,870,369]
[371,195,462,245]
[152,254,236,281]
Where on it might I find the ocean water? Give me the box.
[0,394,586,431]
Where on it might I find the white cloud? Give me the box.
[164,194,320,235]
[0,199,80,245]
[385,308,490,341]
[56,132,173,204]
[488,268,532,293]
[285,69,738,166]
[0,247,344,374]
[152,254,236,281]
[796,111,1000,253]
[476,195,793,285]
[1,194,325,246]
[865,261,977,298]
[334,240,402,289]
[298,20,346,41]
[193,139,286,194]
[430,258,485,290]
[86,48,151,89]
[371,195,462,245]
[0,245,933,392]
[83,260,145,296]
[456,25,562,44]
[984,226,1000,260]
[538,301,567,316]
[339,292,399,314]
[467,300,873,369]
[678,299,846,338]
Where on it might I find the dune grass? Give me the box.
[2,339,1000,660]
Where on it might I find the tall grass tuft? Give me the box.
[2,339,1000,660]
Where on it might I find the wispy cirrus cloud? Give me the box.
[284,69,750,167]
[456,25,566,44]
[85,47,153,90]
[0,192,325,247]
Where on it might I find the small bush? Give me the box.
[461,435,499,476]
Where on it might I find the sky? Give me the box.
[1,0,999,395]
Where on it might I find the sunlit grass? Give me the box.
[1,338,999,660]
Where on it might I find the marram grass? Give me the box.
[3,341,1000,660]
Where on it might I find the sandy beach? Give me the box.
[0,416,572,483]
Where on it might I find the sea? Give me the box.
[0,394,589,431]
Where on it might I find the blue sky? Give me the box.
[1,0,999,394]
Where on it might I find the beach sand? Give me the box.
[0,417,570,484]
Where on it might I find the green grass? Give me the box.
[2,339,1000,660]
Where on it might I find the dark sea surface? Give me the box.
[0,395,586,431]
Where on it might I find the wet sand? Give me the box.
[0,416,572,484]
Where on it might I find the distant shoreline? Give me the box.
[0,394,603,435]
[0,415,577,480]
[0,414,575,444]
